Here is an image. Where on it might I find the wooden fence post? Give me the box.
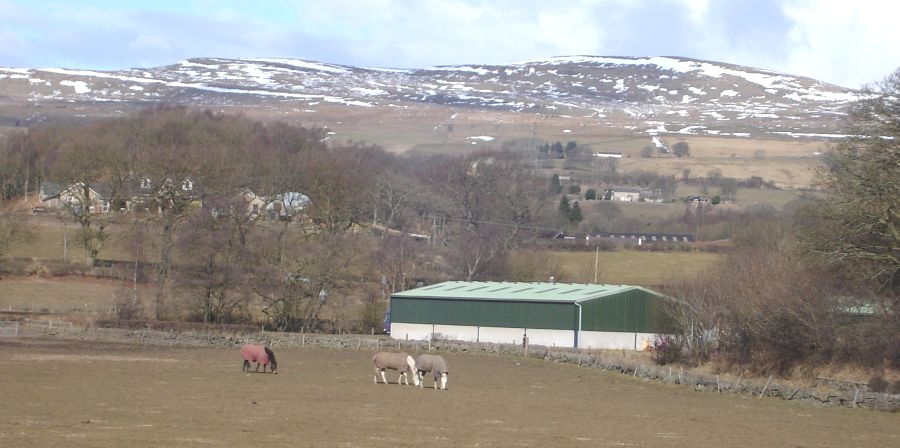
[759,375,774,399]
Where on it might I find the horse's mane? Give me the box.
[264,346,276,363]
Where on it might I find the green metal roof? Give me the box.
[391,281,657,303]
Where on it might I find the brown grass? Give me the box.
[0,276,136,315]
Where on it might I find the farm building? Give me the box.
[389,281,673,350]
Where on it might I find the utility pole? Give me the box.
[593,245,600,283]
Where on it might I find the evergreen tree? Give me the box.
[558,195,571,216]
[550,174,562,194]
[569,201,583,223]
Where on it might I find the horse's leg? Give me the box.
[255,362,261,373]
[243,360,250,372]
[380,369,388,384]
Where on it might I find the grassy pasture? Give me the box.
[0,276,133,315]
[1,339,896,448]
[6,216,143,262]
[579,200,683,224]
[618,156,821,189]
[514,249,722,286]
[673,185,808,210]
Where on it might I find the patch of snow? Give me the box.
[562,129,572,133]
[60,80,91,93]
[720,90,739,97]
[129,86,144,91]
[687,86,706,95]
[352,87,388,96]
[0,67,30,74]
[771,131,851,139]
[467,135,495,141]
[243,58,350,74]
[40,67,160,84]
[678,126,705,134]
[428,65,492,76]
[165,82,374,107]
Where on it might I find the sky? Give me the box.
[1,0,897,89]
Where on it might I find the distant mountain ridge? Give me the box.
[0,55,858,138]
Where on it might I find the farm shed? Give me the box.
[389,281,672,350]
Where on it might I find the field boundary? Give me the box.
[11,325,898,412]
[0,321,19,337]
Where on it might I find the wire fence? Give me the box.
[0,319,74,337]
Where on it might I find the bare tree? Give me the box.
[444,223,509,281]
[256,231,359,332]
[803,68,900,296]
[175,198,255,323]
[373,170,421,239]
[52,125,132,267]
[373,234,434,293]
[0,211,27,259]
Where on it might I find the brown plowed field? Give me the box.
[0,339,896,447]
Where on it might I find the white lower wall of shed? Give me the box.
[580,330,658,351]
[389,323,657,350]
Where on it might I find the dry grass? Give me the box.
[0,276,135,315]
[1,340,896,448]
[619,156,821,189]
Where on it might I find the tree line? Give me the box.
[661,70,899,380]
[0,105,565,329]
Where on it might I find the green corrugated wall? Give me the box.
[391,297,576,330]
[580,289,664,332]
[391,288,670,333]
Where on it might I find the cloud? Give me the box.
[1,0,896,87]
[783,0,900,88]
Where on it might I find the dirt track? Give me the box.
[0,338,897,447]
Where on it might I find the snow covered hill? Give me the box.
[0,55,859,139]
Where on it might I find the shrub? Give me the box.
[652,336,684,365]
[868,375,888,393]
[26,258,49,277]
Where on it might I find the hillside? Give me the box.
[0,55,856,132]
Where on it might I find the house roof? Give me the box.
[391,281,660,303]
[610,187,641,193]
[40,181,63,199]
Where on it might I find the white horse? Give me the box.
[372,352,419,386]
[415,354,449,390]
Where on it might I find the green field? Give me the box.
[514,249,722,287]
[674,185,808,209]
